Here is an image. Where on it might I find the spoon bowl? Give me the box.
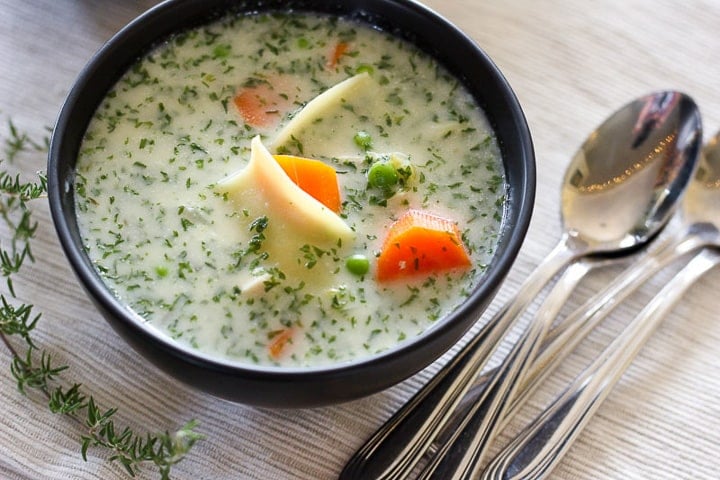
[562,91,699,252]
[682,130,720,231]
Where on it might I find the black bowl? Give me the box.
[48,0,535,407]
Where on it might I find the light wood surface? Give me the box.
[1,1,719,478]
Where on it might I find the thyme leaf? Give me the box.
[3,120,49,162]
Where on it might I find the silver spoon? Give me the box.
[480,129,720,480]
[340,91,701,480]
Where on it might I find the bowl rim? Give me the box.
[47,0,535,397]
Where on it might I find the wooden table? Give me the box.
[1,1,719,478]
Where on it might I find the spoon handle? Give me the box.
[422,232,704,479]
[429,259,594,451]
[504,232,705,420]
[338,241,576,480]
[420,235,705,480]
[416,256,593,480]
[481,247,720,480]
[435,230,704,444]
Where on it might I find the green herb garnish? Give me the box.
[353,130,373,151]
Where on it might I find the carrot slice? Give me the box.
[376,210,471,282]
[233,79,291,128]
[273,154,342,213]
[268,328,294,360]
[327,42,350,69]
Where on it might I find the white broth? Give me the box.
[75,12,506,367]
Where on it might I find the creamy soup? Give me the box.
[75,12,506,367]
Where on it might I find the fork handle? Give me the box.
[481,248,720,480]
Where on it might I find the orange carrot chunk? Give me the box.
[268,328,294,360]
[273,154,342,213]
[376,210,471,282]
[233,80,290,128]
[327,41,350,69]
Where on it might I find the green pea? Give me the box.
[368,161,398,191]
[346,254,370,276]
[354,131,373,151]
[355,64,375,75]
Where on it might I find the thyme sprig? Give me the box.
[3,119,49,162]
[0,121,202,478]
